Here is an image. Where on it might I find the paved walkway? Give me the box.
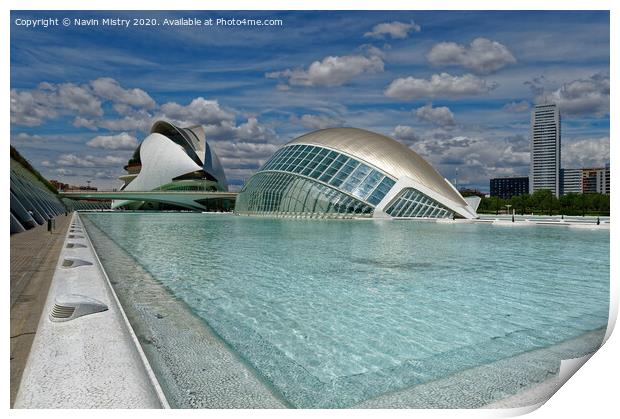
[10,213,71,407]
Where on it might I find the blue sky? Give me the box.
[10,10,610,191]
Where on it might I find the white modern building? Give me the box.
[530,104,561,197]
[114,120,229,210]
[235,128,479,219]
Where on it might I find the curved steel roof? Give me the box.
[287,127,466,205]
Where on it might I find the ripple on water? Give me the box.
[83,213,609,408]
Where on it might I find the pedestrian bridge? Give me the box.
[59,190,238,211]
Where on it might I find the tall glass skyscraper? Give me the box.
[530,103,561,197]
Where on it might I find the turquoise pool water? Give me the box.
[83,213,609,408]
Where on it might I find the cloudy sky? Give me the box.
[10,10,610,191]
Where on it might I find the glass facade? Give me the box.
[385,188,453,218]
[235,171,373,217]
[260,144,395,205]
[236,142,460,219]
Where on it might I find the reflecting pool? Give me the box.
[83,213,609,408]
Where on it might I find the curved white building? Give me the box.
[114,120,228,210]
[235,128,478,219]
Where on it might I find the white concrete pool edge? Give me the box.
[482,353,596,414]
[351,327,604,410]
[14,212,169,408]
[81,212,170,408]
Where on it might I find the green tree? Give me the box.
[577,193,588,216]
[510,194,530,215]
[530,189,552,214]
[560,193,579,216]
[479,190,608,216]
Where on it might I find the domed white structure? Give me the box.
[235,128,478,219]
[114,120,228,210]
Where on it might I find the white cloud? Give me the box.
[385,73,496,100]
[427,134,530,185]
[51,168,76,176]
[427,38,516,74]
[562,137,610,168]
[11,77,156,128]
[203,117,277,143]
[160,97,235,125]
[70,94,276,159]
[12,132,44,142]
[113,103,134,115]
[537,73,609,116]
[392,125,423,144]
[358,44,387,59]
[89,155,126,167]
[74,109,154,133]
[11,82,103,126]
[77,108,276,147]
[203,120,236,141]
[266,53,384,87]
[214,141,280,162]
[72,116,100,130]
[212,140,281,183]
[389,125,536,189]
[90,77,156,109]
[414,104,455,126]
[524,75,548,96]
[87,132,139,150]
[48,82,104,117]
[155,98,276,146]
[11,78,154,129]
[199,116,281,185]
[364,21,421,39]
[291,114,344,130]
[235,117,276,142]
[93,169,121,180]
[57,153,126,168]
[503,100,531,113]
[10,90,58,126]
[57,154,94,167]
